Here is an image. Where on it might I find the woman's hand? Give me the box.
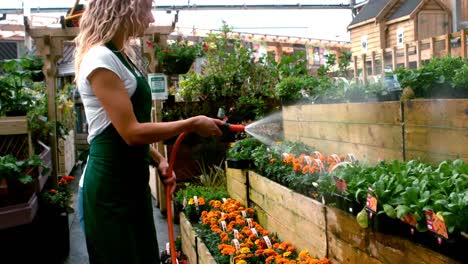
[157,157,176,194]
[189,116,224,137]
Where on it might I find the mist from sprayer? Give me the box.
[244,112,284,146]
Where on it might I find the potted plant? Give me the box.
[38,175,75,262]
[0,154,47,206]
[154,40,203,75]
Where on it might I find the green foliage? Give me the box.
[0,154,46,184]
[453,63,468,89]
[276,51,308,78]
[337,51,352,77]
[226,137,262,161]
[174,183,228,210]
[195,159,226,188]
[276,76,306,102]
[395,57,468,98]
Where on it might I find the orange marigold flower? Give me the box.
[302,165,310,174]
[293,162,302,172]
[198,197,205,205]
[270,158,276,164]
[49,189,57,194]
[265,256,275,264]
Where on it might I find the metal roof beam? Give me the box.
[0,4,352,14]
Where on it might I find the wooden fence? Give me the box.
[353,29,467,84]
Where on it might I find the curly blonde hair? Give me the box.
[74,0,152,77]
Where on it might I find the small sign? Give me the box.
[231,239,240,250]
[263,236,272,248]
[334,176,348,192]
[250,228,258,238]
[148,73,168,100]
[366,187,377,217]
[425,210,448,240]
[221,221,227,232]
[233,229,239,239]
[246,218,253,228]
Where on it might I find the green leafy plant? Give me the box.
[0,154,46,184]
[227,137,262,162]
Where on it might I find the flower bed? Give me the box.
[179,194,330,264]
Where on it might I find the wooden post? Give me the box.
[461,29,467,59]
[416,40,422,68]
[392,47,397,71]
[370,51,376,76]
[361,54,367,85]
[445,34,451,56]
[430,37,435,59]
[35,35,64,185]
[353,55,358,82]
[381,49,386,74]
[404,44,409,68]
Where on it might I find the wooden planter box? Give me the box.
[0,116,33,159]
[282,99,468,165]
[58,130,76,176]
[0,193,38,230]
[180,212,217,264]
[226,168,460,264]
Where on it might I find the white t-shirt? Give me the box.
[77,45,138,187]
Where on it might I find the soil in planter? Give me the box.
[333,193,362,216]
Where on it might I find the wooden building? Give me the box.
[348,0,452,56]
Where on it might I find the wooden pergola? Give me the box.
[27,25,174,190]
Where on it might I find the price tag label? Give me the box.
[366,187,377,217]
[263,236,272,248]
[231,239,240,250]
[241,210,247,218]
[193,196,199,206]
[331,154,341,163]
[182,197,187,209]
[222,198,227,203]
[250,228,258,238]
[334,176,347,192]
[166,242,170,254]
[425,210,448,239]
[221,221,227,232]
[233,229,239,239]
[304,155,312,165]
[246,218,253,228]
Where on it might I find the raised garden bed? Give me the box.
[180,212,216,264]
[0,193,38,230]
[226,167,462,263]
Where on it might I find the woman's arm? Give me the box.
[88,68,224,145]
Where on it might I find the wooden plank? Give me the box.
[282,102,402,124]
[0,116,28,135]
[416,40,421,68]
[353,56,358,81]
[197,237,217,264]
[283,121,403,150]
[226,167,247,184]
[361,54,367,85]
[328,235,381,264]
[326,206,368,251]
[405,127,468,158]
[252,204,327,256]
[370,51,376,75]
[180,213,198,264]
[297,137,403,165]
[249,171,325,226]
[226,174,248,205]
[404,99,468,128]
[461,29,467,59]
[368,231,460,264]
[404,43,409,68]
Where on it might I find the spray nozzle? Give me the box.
[219,123,245,133]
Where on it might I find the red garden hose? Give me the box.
[165,131,189,264]
[164,124,245,264]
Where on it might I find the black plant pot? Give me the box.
[5,110,27,117]
[226,159,251,169]
[31,71,45,82]
[36,208,70,263]
[332,193,362,216]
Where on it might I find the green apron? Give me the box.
[83,42,159,264]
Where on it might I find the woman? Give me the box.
[74,0,224,263]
